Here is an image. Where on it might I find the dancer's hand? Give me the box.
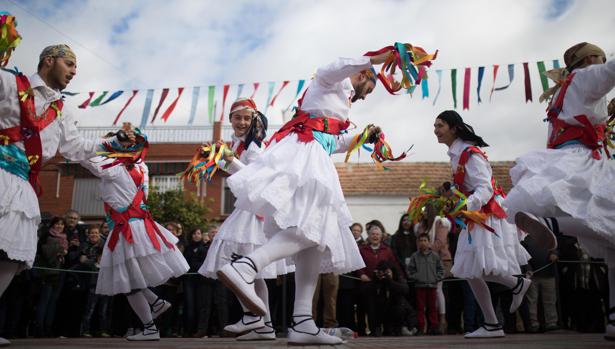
[217,140,235,162]
[366,124,382,144]
[360,274,371,282]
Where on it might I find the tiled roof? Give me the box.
[335,161,514,197]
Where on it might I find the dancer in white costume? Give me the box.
[503,42,615,341]
[433,110,532,339]
[0,44,134,347]
[80,126,189,341]
[199,98,293,341]
[217,51,392,345]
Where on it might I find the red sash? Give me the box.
[546,72,607,160]
[105,166,175,252]
[268,109,350,145]
[232,140,245,158]
[0,74,63,195]
[453,146,507,219]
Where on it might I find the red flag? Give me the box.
[219,85,230,122]
[269,80,290,107]
[150,88,169,123]
[489,65,500,101]
[78,92,95,109]
[250,82,260,99]
[112,90,139,125]
[463,68,471,110]
[161,88,185,122]
[523,62,532,102]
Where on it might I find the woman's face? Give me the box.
[434,118,456,146]
[368,227,383,246]
[52,220,65,231]
[230,109,253,137]
[192,229,202,242]
[402,215,412,231]
[351,225,363,239]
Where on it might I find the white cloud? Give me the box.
[5,0,614,162]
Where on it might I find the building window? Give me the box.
[222,178,236,215]
[151,175,183,193]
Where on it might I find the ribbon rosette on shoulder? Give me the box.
[0,12,22,67]
[407,180,496,244]
[179,143,230,183]
[97,128,149,169]
[344,125,411,170]
[364,42,438,95]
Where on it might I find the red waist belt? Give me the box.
[269,109,350,145]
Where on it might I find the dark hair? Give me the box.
[244,111,268,149]
[436,110,489,147]
[395,213,410,235]
[87,224,99,232]
[49,216,66,229]
[417,232,430,241]
[350,222,363,231]
[366,220,386,235]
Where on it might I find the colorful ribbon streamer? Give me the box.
[421,78,429,99]
[463,67,471,110]
[0,13,21,67]
[112,90,138,126]
[161,88,184,122]
[179,143,229,183]
[523,62,532,102]
[345,126,409,170]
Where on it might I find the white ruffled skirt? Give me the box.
[0,168,40,269]
[503,144,615,266]
[451,196,530,279]
[96,220,189,295]
[226,133,365,274]
[199,208,294,279]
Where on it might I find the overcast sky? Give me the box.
[5,0,614,162]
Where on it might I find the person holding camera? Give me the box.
[407,233,444,335]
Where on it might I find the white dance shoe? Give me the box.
[126,322,160,341]
[515,212,558,250]
[217,255,266,316]
[0,337,10,347]
[237,322,276,341]
[510,276,531,313]
[287,315,343,345]
[150,298,171,320]
[224,312,265,333]
[464,323,505,339]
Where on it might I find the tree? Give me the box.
[147,189,210,233]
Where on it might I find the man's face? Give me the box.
[65,212,79,229]
[208,227,219,240]
[351,225,363,240]
[47,56,77,90]
[351,77,375,103]
[230,109,253,137]
[87,228,101,244]
[418,237,430,251]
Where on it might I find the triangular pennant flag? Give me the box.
[150,88,169,123]
[219,85,230,122]
[112,90,138,125]
[432,70,443,106]
[139,89,154,129]
[250,82,260,99]
[264,81,275,112]
[463,67,471,110]
[421,78,429,99]
[188,86,200,125]
[523,62,532,102]
[285,79,306,111]
[451,69,457,109]
[489,64,500,101]
[89,91,108,107]
[62,91,79,96]
[552,59,560,69]
[494,64,515,91]
[536,61,549,92]
[207,86,215,124]
[161,88,185,122]
[100,90,124,105]
[236,84,244,100]
[269,80,290,107]
[476,66,485,103]
[78,92,95,109]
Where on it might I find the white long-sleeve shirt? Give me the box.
[0,70,108,163]
[447,139,494,212]
[80,157,149,211]
[300,57,373,153]
[222,134,264,174]
[550,59,615,128]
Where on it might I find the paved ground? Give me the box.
[8,331,614,349]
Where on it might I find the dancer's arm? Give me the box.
[463,154,494,211]
[315,57,373,87]
[58,112,119,162]
[79,156,122,180]
[576,59,615,105]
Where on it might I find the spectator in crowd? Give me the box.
[407,233,444,335]
[357,224,406,336]
[373,260,417,336]
[205,224,230,336]
[34,217,68,337]
[390,213,418,277]
[338,223,366,335]
[79,225,108,337]
[365,220,390,245]
[157,221,184,337]
[64,209,85,245]
[183,227,210,337]
[522,234,560,333]
[99,220,110,243]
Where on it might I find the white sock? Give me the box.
[483,274,518,289]
[126,291,155,327]
[141,288,159,305]
[248,227,317,272]
[467,278,498,325]
[0,261,19,296]
[255,278,272,324]
[292,246,323,333]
